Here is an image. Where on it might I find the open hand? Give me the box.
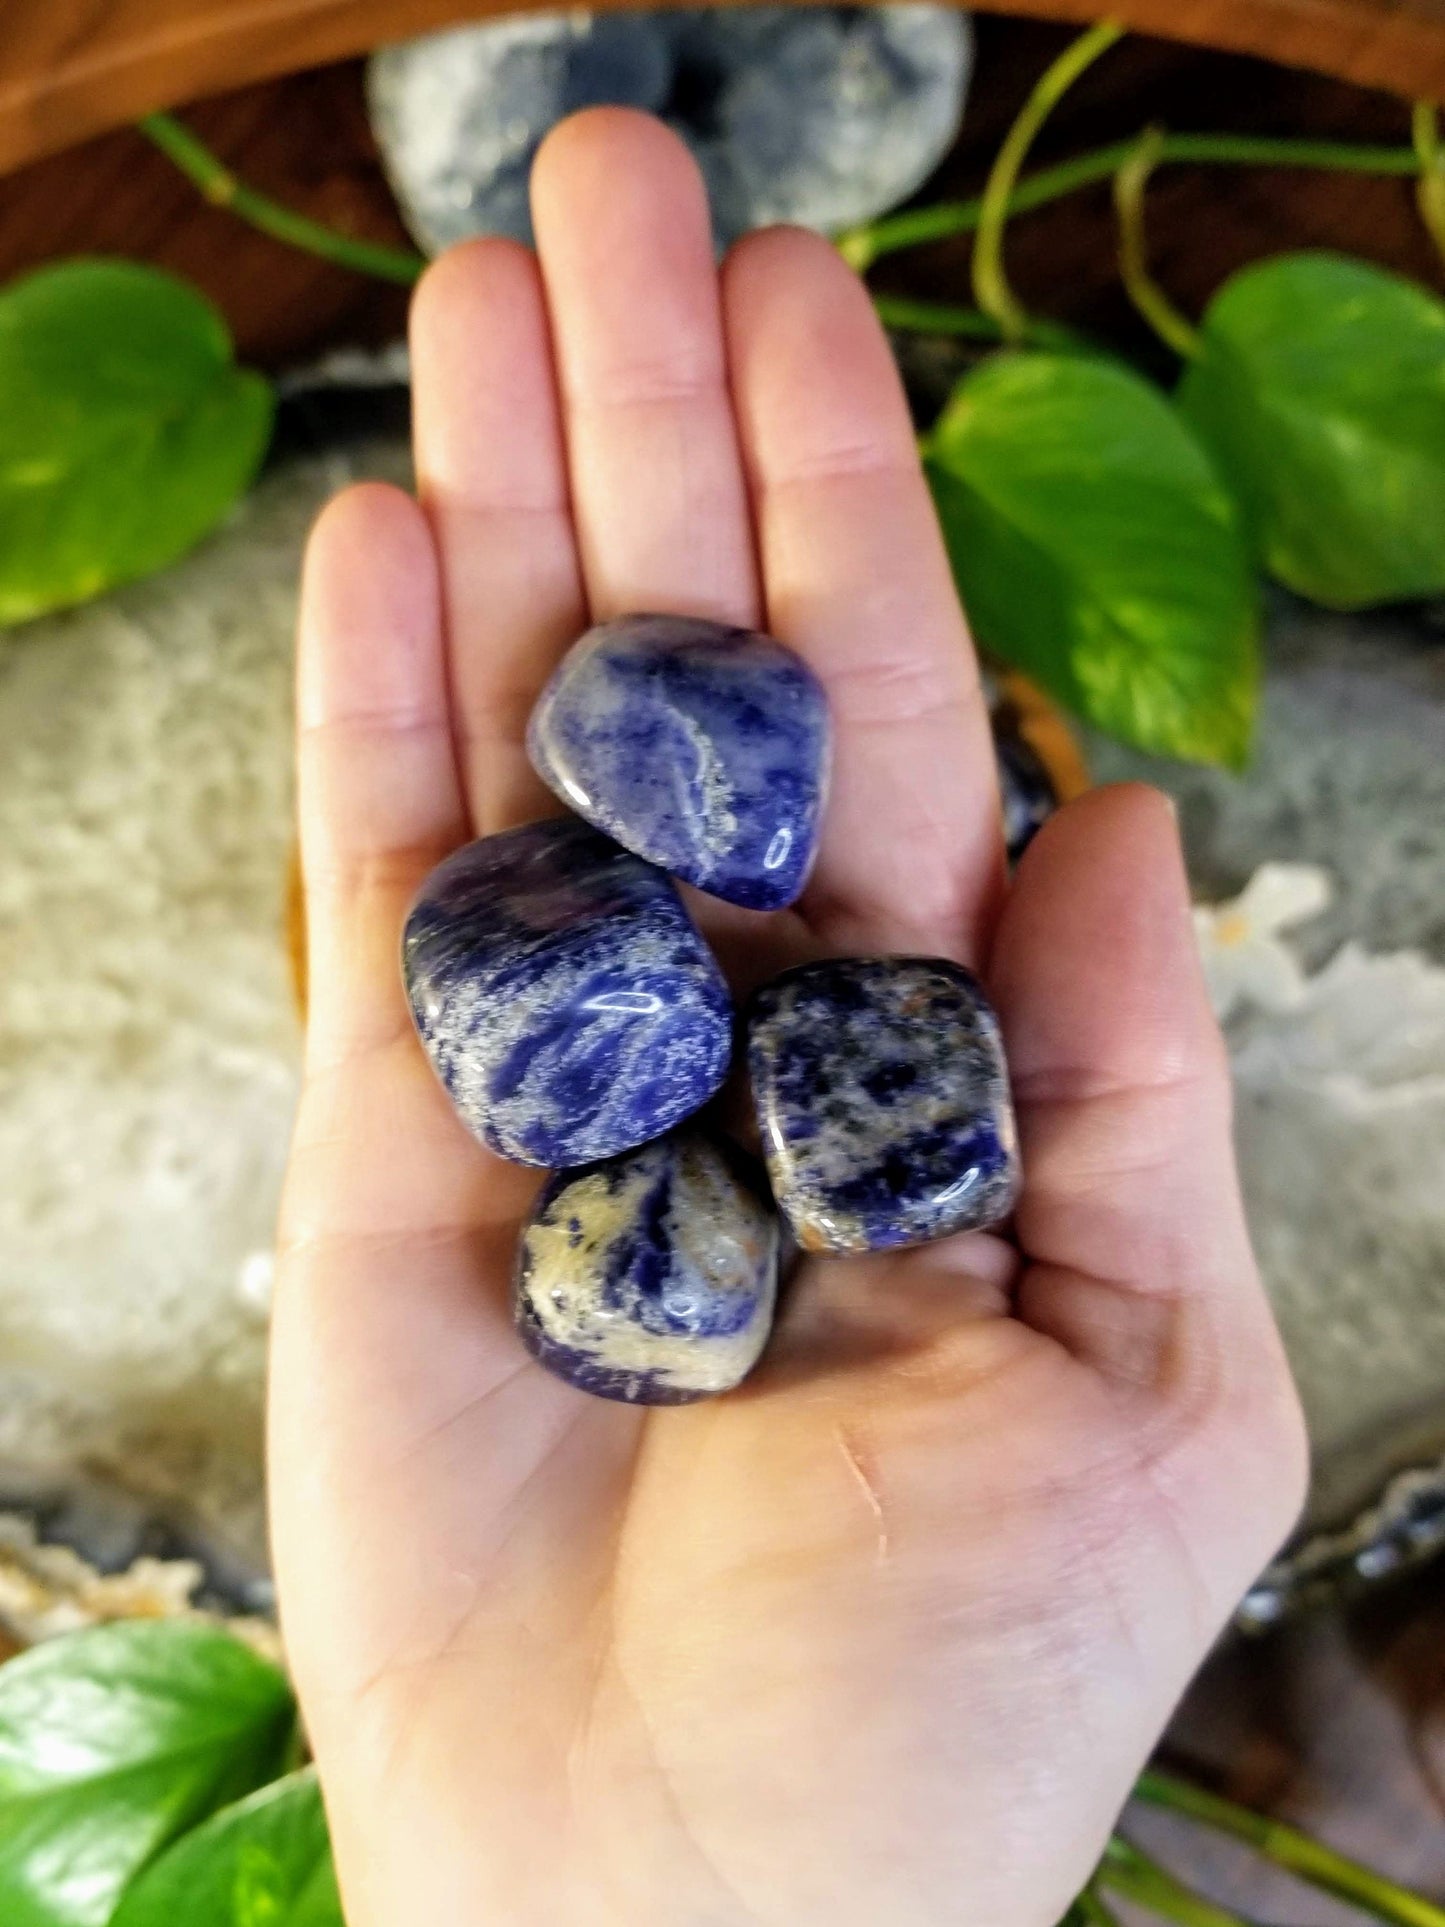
[271,108,1306,1927]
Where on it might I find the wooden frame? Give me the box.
[2,0,1444,179]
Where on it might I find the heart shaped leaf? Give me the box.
[0,260,273,628]
[0,1622,296,1927]
[926,351,1259,767]
[111,1770,341,1927]
[1178,251,1445,609]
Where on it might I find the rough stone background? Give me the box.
[0,434,405,1579]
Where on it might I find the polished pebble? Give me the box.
[748,956,1020,1252]
[402,818,733,1167]
[515,1128,780,1404]
[527,614,830,910]
[994,726,1058,865]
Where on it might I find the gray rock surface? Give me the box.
[1089,598,1445,967]
[367,7,973,252]
[1231,939,1445,1528]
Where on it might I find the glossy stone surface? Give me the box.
[402,819,732,1167]
[748,957,1020,1253]
[515,1129,779,1404]
[994,728,1058,866]
[528,614,830,910]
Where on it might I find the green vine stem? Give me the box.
[871,291,1086,351]
[140,98,1439,353]
[1075,1879,1126,1927]
[838,134,1422,272]
[136,105,1087,350]
[972,19,1126,341]
[1100,1836,1257,1927]
[872,292,1010,341]
[138,111,426,287]
[1114,126,1205,357]
[1136,1770,1445,1927]
[1412,103,1445,264]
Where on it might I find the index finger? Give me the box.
[722,228,1004,965]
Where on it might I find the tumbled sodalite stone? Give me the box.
[748,957,1020,1253]
[527,614,830,911]
[994,727,1058,866]
[514,1128,779,1404]
[402,818,732,1167]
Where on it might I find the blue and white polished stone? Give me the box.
[995,727,1058,866]
[402,818,733,1168]
[748,957,1020,1253]
[527,614,830,911]
[515,1128,780,1404]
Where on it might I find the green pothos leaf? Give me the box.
[111,1770,341,1927]
[1178,251,1445,609]
[927,350,1259,767]
[0,1622,296,1926]
[0,259,273,628]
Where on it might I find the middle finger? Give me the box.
[531,110,761,630]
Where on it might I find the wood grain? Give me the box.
[2,0,1445,177]
[0,64,415,369]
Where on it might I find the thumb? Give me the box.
[990,785,1288,1396]
[989,783,1307,1590]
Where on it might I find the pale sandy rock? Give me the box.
[0,437,408,1576]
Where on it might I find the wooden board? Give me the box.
[2,0,1445,178]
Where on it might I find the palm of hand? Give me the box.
[271,110,1305,1927]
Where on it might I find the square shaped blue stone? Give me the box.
[748,956,1020,1252]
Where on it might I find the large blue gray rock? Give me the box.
[367,7,973,251]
